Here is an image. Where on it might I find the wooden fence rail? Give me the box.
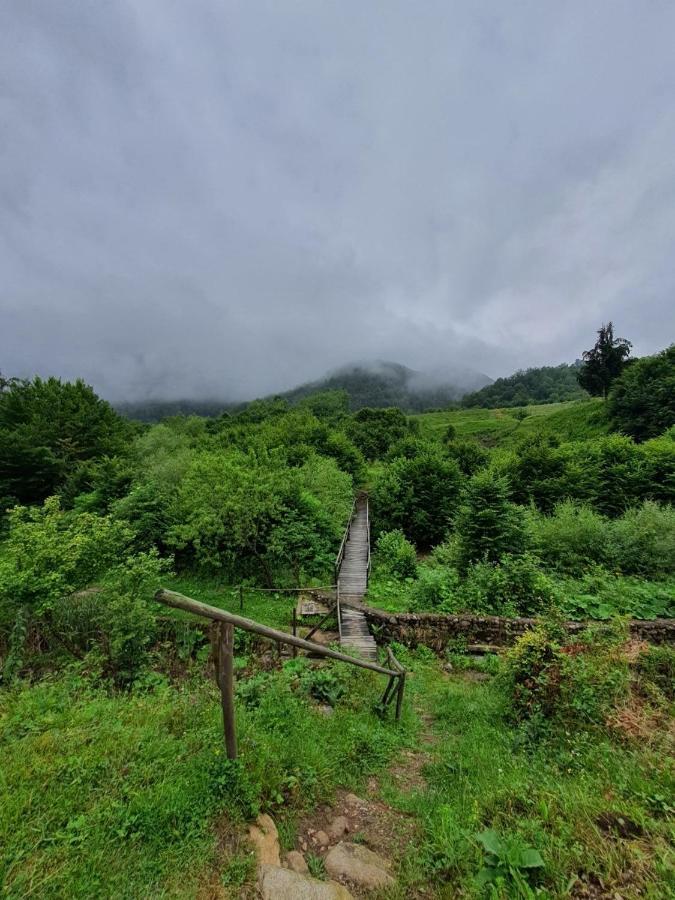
[155,588,406,759]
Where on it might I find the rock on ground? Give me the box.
[328,815,350,840]
[248,813,281,866]
[259,865,354,899]
[314,829,330,847]
[324,842,395,890]
[285,850,309,873]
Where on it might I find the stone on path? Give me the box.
[285,850,309,874]
[248,813,280,866]
[314,829,330,847]
[324,842,395,890]
[258,865,354,899]
[328,815,350,840]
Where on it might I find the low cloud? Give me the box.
[1,1,674,401]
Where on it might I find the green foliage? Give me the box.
[557,570,675,621]
[502,619,630,728]
[607,501,675,577]
[530,501,675,579]
[371,451,463,548]
[346,406,411,460]
[577,322,632,399]
[475,828,544,896]
[528,501,609,576]
[0,497,171,683]
[0,377,130,511]
[635,645,675,700]
[459,554,557,617]
[462,363,586,408]
[409,566,460,611]
[608,344,675,441]
[455,470,527,571]
[504,434,566,512]
[445,439,489,476]
[374,529,418,578]
[297,389,350,423]
[154,450,349,584]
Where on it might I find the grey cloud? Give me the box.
[1,1,674,402]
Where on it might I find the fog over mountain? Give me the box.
[2,2,675,402]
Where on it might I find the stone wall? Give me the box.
[360,606,675,651]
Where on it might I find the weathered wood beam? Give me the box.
[156,589,399,678]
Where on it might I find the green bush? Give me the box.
[409,566,460,611]
[459,554,557,617]
[529,501,609,576]
[445,439,489,476]
[608,501,675,576]
[557,569,675,621]
[635,645,675,700]
[502,619,630,728]
[374,529,418,579]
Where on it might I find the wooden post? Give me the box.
[214,622,237,759]
[292,607,298,658]
[239,585,244,611]
[395,672,406,722]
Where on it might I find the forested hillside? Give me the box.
[461,362,587,408]
[276,360,492,412]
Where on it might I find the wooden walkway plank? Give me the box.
[337,495,377,661]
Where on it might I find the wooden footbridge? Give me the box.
[335,493,378,661]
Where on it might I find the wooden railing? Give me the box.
[334,496,357,582]
[155,588,405,759]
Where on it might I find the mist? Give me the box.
[2,2,675,403]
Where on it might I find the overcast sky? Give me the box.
[1,1,674,401]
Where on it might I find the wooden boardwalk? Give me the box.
[337,495,378,661]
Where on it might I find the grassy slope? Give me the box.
[394,649,674,898]
[0,656,412,898]
[4,646,672,898]
[413,398,608,447]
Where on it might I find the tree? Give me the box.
[346,407,411,460]
[577,322,632,399]
[371,450,463,548]
[607,344,675,441]
[455,470,527,571]
[0,377,130,509]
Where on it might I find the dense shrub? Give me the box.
[371,451,463,548]
[455,470,527,571]
[504,435,566,512]
[458,554,557,617]
[564,435,644,516]
[531,500,675,579]
[166,451,346,583]
[607,501,675,576]
[608,344,675,441]
[502,619,630,728]
[445,439,489,476]
[0,497,166,682]
[346,407,411,460]
[409,567,460,611]
[529,502,609,576]
[374,530,418,578]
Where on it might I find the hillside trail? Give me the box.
[286,669,448,899]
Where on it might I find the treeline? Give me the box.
[462,363,586,408]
